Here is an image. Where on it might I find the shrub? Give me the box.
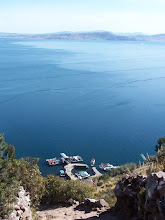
[42,175,93,204]
[95,188,116,207]
[155,137,165,151]
[17,158,45,207]
[108,163,137,177]
[99,174,110,182]
[0,134,19,218]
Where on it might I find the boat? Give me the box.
[99,163,115,171]
[75,171,90,179]
[64,155,83,164]
[46,153,83,166]
[46,158,61,166]
[60,169,65,177]
[60,153,69,159]
[90,158,95,166]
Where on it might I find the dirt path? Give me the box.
[37,205,119,220]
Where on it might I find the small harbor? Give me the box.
[46,153,118,180]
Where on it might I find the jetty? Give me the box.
[64,163,102,180]
[64,163,89,180]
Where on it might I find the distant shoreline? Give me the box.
[0,31,165,42]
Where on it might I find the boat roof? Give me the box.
[60,170,65,174]
[79,171,89,177]
[60,153,69,158]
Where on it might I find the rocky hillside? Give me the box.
[10,187,33,220]
[114,171,165,220]
[1,134,165,220]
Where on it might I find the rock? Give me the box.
[157,184,165,196]
[16,210,23,216]
[10,186,33,220]
[114,174,146,219]
[96,199,109,208]
[157,198,165,216]
[84,198,98,206]
[20,204,26,212]
[68,198,79,205]
[75,201,79,206]
[114,183,123,197]
[145,199,158,213]
[14,205,20,210]
[145,171,165,219]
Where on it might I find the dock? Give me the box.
[64,163,89,180]
[64,163,102,180]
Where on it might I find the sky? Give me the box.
[0,0,165,34]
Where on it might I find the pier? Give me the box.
[64,163,102,180]
[64,163,89,180]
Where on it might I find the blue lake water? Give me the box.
[0,38,165,175]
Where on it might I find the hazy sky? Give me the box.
[0,0,165,34]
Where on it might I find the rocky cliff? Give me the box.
[114,171,165,220]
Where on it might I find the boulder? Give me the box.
[16,210,23,216]
[14,205,20,211]
[145,171,165,219]
[68,198,79,206]
[84,198,98,206]
[114,174,146,220]
[96,199,109,208]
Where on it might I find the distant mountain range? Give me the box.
[0,31,165,41]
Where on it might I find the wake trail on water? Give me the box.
[0,87,81,105]
[0,74,78,83]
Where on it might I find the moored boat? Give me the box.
[46,153,83,166]
[90,158,95,166]
[60,169,66,177]
[64,155,83,164]
[99,163,115,171]
[46,158,61,166]
[75,171,90,179]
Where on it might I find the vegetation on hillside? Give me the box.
[0,134,93,219]
[1,133,165,219]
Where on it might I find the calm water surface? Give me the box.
[0,39,165,175]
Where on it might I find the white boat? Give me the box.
[99,163,115,171]
[46,158,61,166]
[60,169,66,177]
[90,158,95,166]
[75,171,90,179]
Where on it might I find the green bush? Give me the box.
[17,158,45,207]
[42,175,93,204]
[95,188,116,207]
[0,134,19,218]
[108,163,137,177]
[99,174,110,182]
[155,137,165,151]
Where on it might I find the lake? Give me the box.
[0,38,165,175]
